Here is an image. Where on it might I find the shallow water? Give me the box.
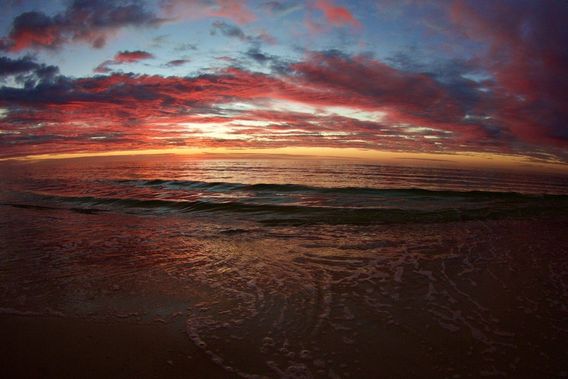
[1,156,568,378]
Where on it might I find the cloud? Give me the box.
[0,55,59,84]
[262,1,303,17]
[165,59,190,67]
[0,0,164,51]
[0,0,259,52]
[93,60,115,74]
[290,52,464,121]
[148,34,169,48]
[0,47,566,162]
[245,47,272,64]
[210,21,247,40]
[174,42,198,52]
[94,50,155,73]
[159,0,256,24]
[212,0,256,24]
[1,1,566,164]
[243,47,290,74]
[114,50,155,63]
[303,0,361,36]
[446,0,568,147]
[312,0,361,28]
[210,21,276,45]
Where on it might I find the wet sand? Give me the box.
[1,216,568,378]
[0,315,231,379]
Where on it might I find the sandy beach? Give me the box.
[0,315,235,378]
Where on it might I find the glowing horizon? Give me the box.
[5,146,568,174]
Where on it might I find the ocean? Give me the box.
[1,155,568,378]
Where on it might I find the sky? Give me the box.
[0,0,567,169]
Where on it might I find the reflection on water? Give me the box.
[1,156,567,377]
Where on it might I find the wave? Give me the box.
[111,178,566,199]
[4,189,567,226]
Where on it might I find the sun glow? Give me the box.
[4,146,566,173]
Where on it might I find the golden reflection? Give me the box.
[3,146,568,174]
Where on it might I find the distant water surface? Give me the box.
[1,156,567,378]
[1,157,567,224]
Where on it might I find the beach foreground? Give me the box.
[0,315,228,378]
[1,157,567,378]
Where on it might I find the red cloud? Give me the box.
[4,14,63,52]
[313,0,361,28]
[447,0,568,148]
[0,1,163,52]
[114,50,155,63]
[0,65,486,159]
[212,0,256,24]
[159,0,256,25]
[1,50,566,162]
[285,52,489,141]
[94,50,155,73]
